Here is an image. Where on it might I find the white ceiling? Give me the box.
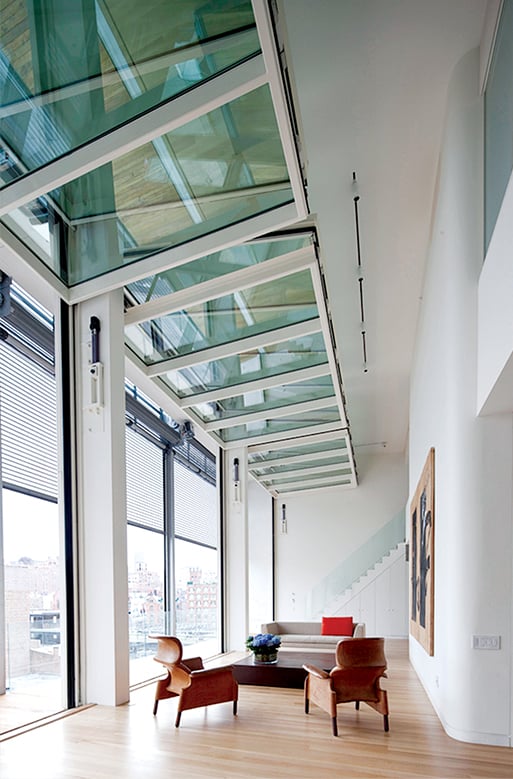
[278,0,487,462]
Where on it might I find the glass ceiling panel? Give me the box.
[274,477,352,494]
[192,375,335,422]
[125,269,316,364]
[159,331,328,398]
[248,437,348,464]
[0,0,258,187]
[251,454,349,477]
[2,84,293,285]
[261,468,351,486]
[218,406,341,442]
[126,236,312,303]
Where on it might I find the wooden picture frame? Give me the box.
[409,447,435,655]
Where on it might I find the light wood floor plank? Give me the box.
[1,640,513,778]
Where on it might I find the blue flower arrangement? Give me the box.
[246,632,281,656]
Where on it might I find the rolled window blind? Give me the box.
[126,425,164,532]
[173,459,217,548]
[0,340,58,500]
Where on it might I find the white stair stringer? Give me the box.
[328,542,408,638]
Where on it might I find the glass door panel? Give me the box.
[127,525,165,686]
[1,490,63,733]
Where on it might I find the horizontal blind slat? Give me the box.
[0,341,58,499]
[174,460,217,548]
[126,426,164,532]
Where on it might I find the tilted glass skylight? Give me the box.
[125,269,317,365]
[2,83,293,285]
[0,0,259,186]
[0,0,356,496]
[246,432,356,496]
[159,331,328,399]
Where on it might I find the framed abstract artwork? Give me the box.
[409,447,435,655]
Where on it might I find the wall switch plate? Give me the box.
[472,635,501,650]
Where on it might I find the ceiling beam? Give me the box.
[270,473,354,491]
[223,421,346,449]
[71,201,300,303]
[180,363,331,408]
[255,461,353,481]
[204,395,337,431]
[144,317,322,375]
[248,448,348,471]
[0,27,259,120]
[247,427,348,454]
[252,0,308,219]
[0,55,267,218]
[124,245,316,326]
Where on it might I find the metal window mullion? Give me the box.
[164,447,175,632]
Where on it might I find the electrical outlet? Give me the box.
[472,635,501,650]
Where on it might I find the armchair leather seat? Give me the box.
[150,635,238,727]
[303,637,389,736]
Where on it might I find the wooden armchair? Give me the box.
[150,635,238,727]
[303,637,389,736]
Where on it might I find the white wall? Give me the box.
[247,478,273,633]
[273,453,407,621]
[409,48,513,747]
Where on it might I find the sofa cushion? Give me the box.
[279,634,341,645]
[321,616,353,636]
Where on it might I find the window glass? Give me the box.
[484,0,513,250]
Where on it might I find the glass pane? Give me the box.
[261,468,351,486]
[484,0,513,251]
[275,477,352,493]
[126,236,313,303]
[175,539,219,657]
[251,453,349,477]
[248,436,348,464]
[219,406,341,442]
[127,525,165,686]
[192,375,335,422]
[2,490,62,732]
[3,85,293,286]
[160,332,328,398]
[126,269,316,364]
[0,0,258,187]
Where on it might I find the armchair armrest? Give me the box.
[182,656,204,671]
[189,666,235,681]
[303,663,329,680]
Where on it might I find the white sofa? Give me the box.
[260,620,366,650]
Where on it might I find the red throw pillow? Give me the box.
[321,616,354,636]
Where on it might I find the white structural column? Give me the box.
[75,289,129,705]
[0,399,5,696]
[223,447,249,650]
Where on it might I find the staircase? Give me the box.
[307,513,409,637]
[329,543,408,638]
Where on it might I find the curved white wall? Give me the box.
[409,47,513,746]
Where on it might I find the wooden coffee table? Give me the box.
[232,650,334,689]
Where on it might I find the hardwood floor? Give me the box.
[1,640,513,778]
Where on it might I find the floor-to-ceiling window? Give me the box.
[126,425,166,685]
[0,288,67,733]
[173,458,219,659]
[125,386,219,686]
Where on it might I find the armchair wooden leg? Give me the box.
[175,711,182,728]
[355,701,360,710]
[153,700,159,715]
[384,714,389,732]
[233,700,238,715]
[331,716,338,737]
